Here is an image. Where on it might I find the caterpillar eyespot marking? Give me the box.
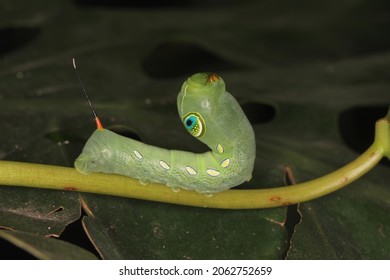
[182,112,205,138]
[74,70,256,194]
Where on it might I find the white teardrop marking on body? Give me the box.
[206,169,220,177]
[133,149,143,159]
[159,160,171,170]
[220,158,230,168]
[216,144,224,154]
[185,166,197,175]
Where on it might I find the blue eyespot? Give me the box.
[183,113,206,137]
[185,116,197,130]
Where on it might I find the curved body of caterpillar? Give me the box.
[74,73,256,193]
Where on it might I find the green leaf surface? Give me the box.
[0,0,389,259]
[81,194,287,259]
[0,187,81,236]
[0,229,98,259]
[285,148,390,259]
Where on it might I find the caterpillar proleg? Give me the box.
[74,60,256,193]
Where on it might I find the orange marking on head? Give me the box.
[207,73,220,83]
[95,117,104,130]
[270,196,281,201]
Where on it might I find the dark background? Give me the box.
[0,0,389,259]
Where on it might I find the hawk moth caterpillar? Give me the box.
[73,61,255,194]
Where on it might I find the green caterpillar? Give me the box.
[74,72,256,194]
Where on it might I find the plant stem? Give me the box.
[0,118,388,209]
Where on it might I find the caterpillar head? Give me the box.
[74,153,94,175]
[74,130,113,175]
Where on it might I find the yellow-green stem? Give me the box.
[0,118,388,209]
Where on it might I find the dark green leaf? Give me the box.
[0,0,389,259]
[0,229,98,259]
[81,195,288,259]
